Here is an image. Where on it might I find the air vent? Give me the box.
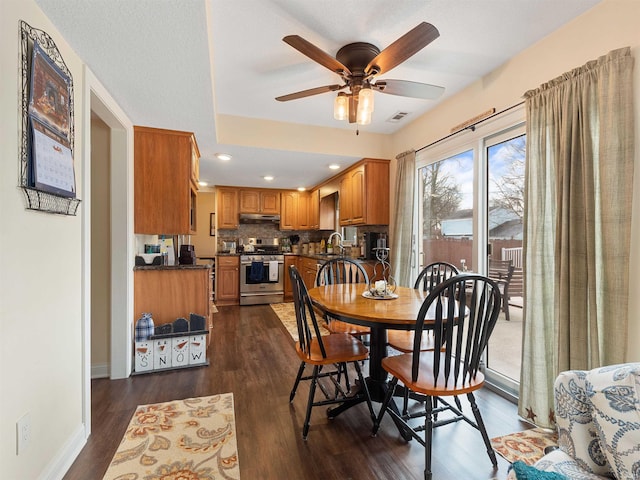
[387,111,410,123]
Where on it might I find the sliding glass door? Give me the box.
[416,108,525,397]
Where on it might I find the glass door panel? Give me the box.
[486,133,525,388]
[418,150,474,273]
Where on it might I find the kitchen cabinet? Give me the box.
[299,256,319,289]
[280,191,311,230]
[134,126,200,234]
[216,255,240,305]
[308,189,320,230]
[134,266,213,345]
[217,187,239,229]
[339,158,389,226]
[239,189,280,214]
[284,255,298,301]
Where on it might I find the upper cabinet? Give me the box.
[217,187,239,229]
[308,188,320,230]
[339,158,389,226]
[280,191,311,231]
[239,189,280,214]
[134,126,199,234]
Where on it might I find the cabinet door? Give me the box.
[308,189,320,229]
[239,190,260,213]
[300,258,318,289]
[134,127,193,234]
[217,188,239,229]
[349,167,365,224]
[284,255,298,301]
[260,191,280,214]
[339,174,352,226]
[297,192,311,230]
[280,191,296,230]
[216,257,239,304]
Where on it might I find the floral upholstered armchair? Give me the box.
[510,363,640,480]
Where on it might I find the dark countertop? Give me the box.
[134,264,211,271]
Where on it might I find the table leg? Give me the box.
[326,327,413,441]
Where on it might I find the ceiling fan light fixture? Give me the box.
[333,92,348,120]
[358,86,374,113]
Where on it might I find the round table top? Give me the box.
[307,284,429,329]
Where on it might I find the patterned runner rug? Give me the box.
[103,393,240,479]
[270,302,330,342]
[490,427,558,465]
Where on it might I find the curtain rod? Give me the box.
[417,101,525,153]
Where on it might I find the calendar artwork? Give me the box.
[27,41,76,198]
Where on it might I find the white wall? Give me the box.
[1,0,87,478]
[390,0,640,361]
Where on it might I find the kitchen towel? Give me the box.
[269,260,279,281]
[250,261,263,281]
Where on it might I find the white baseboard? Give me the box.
[38,424,87,480]
[91,362,110,379]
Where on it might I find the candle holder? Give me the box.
[366,247,397,298]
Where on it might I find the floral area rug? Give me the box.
[103,393,239,480]
[491,427,559,465]
[270,302,330,342]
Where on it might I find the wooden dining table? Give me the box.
[307,283,430,438]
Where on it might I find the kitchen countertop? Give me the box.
[134,264,211,271]
[213,252,372,262]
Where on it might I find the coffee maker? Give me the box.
[363,232,380,260]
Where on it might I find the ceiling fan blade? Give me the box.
[365,22,439,76]
[283,35,351,76]
[373,79,444,99]
[276,84,344,102]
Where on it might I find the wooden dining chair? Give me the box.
[373,273,502,480]
[387,262,460,414]
[288,265,375,440]
[387,262,460,353]
[315,258,371,338]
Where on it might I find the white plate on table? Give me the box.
[362,290,399,300]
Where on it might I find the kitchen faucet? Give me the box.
[328,232,344,255]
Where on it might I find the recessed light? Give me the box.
[198,181,208,187]
[329,164,340,170]
[297,187,306,192]
[264,175,274,181]
[215,153,232,161]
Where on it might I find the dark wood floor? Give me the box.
[64,304,529,480]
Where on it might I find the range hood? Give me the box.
[239,213,281,224]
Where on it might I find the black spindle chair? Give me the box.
[373,273,502,480]
[288,265,375,440]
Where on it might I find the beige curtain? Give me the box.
[391,150,416,287]
[520,47,634,427]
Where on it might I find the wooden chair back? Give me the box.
[412,274,502,386]
[414,262,459,292]
[315,258,369,287]
[289,265,327,359]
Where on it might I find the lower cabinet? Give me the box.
[299,257,319,289]
[216,255,240,305]
[133,266,213,373]
[284,255,298,301]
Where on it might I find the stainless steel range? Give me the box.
[239,238,284,305]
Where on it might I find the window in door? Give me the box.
[486,133,525,387]
[418,150,474,272]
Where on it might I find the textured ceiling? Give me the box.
[35,0,600,189]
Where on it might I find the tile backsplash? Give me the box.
[216,223,388,252]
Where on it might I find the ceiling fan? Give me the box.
[275,22,445,125]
